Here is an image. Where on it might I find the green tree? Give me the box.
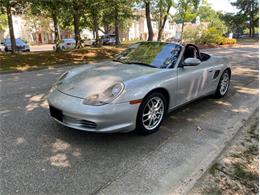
[84,0,103,45]
[220,12,247,34]
[0,14,7,31]
[232,0,259,37]
[173,0,200,42]
[153,0,174,41]
[197,3,226,35]
[29,0,63,47]
[60,0,89,48]
[103,0,134,45]
[0,0,28,53]
[143,0,154,41]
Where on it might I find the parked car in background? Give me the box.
[83,38,95,46]
[166,37,180,43]
[1,38,30,52]
[101,34,118,45]
[54,38,76,51]
[0,43,5,52]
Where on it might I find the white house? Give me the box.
[125,9,180,41]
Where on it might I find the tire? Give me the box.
[136,92,167,135]
[214,69,230,98]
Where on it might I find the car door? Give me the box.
[175,58,212,106]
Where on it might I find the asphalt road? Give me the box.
[0,43,258,195]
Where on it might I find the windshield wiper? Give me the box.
[124,61,156,68]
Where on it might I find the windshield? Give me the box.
[64,39,75,43]
[115,42,182,68]
[4,38,25,45]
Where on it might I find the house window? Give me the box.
[152,22,158,30]
[169,23,174,30]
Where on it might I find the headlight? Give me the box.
[83,82,125,106]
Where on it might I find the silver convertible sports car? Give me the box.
[47,42,231,134]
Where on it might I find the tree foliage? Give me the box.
[28,0,64,45]
[0,0,29,53]
[0,14,7,31]
[173,0,200,41]
[232,0,259,37]
[153,0,174,40]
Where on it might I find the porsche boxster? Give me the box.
[47,42,231,134]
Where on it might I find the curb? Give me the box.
[174,107,259,195]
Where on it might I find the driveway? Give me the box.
[0,43,258,194]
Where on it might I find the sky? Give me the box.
[207,0,238,13]
[169,0,238,15]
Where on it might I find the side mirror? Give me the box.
[183,58,201,66]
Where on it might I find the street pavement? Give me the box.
[0,42,258,195]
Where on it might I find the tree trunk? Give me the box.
[95,26,99,46]
[92,11,99,46]
[180,20,185,43]
[145,1,153,41]
[6,3,16,53]
[73,13,80,48]
[157,6,171,41]
[114,5,120,45]
[52,13,60,49]
[72,1,80,48]
[157,6,163,41]
[251,0,255,37]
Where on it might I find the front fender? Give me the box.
[114,69,178,108]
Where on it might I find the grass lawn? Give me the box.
[0,46,124,72]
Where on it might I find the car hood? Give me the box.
[57,61,160,98]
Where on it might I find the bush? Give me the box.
[199,27,236,45]
[183,25,203,44]
[182,26,236,46]
[216,37,237,45]
[200,27,222,44]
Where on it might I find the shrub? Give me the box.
[216,37,237,45]
[200,27,223,44]
[200,27,236,45]
[183,25,203,44]
[182,26,236,45]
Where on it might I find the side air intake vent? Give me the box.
[213,70,220,79]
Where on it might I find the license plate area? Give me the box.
[49,106,63,122]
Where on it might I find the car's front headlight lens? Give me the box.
[83,82,125,106]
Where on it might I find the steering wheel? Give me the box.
[185,44,201,60]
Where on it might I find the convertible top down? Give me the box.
[47,42,231,134]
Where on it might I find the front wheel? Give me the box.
[136,92,166,135]
[215,69,230,98]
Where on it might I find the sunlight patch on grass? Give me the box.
[0,47,123,72]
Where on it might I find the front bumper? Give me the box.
[47,89,140,133]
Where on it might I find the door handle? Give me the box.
[208,69,213,73]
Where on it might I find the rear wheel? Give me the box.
[136,92,166,135]
[215,69,230,98]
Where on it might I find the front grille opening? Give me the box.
[62,115,97,129]
[79,120,97,129]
